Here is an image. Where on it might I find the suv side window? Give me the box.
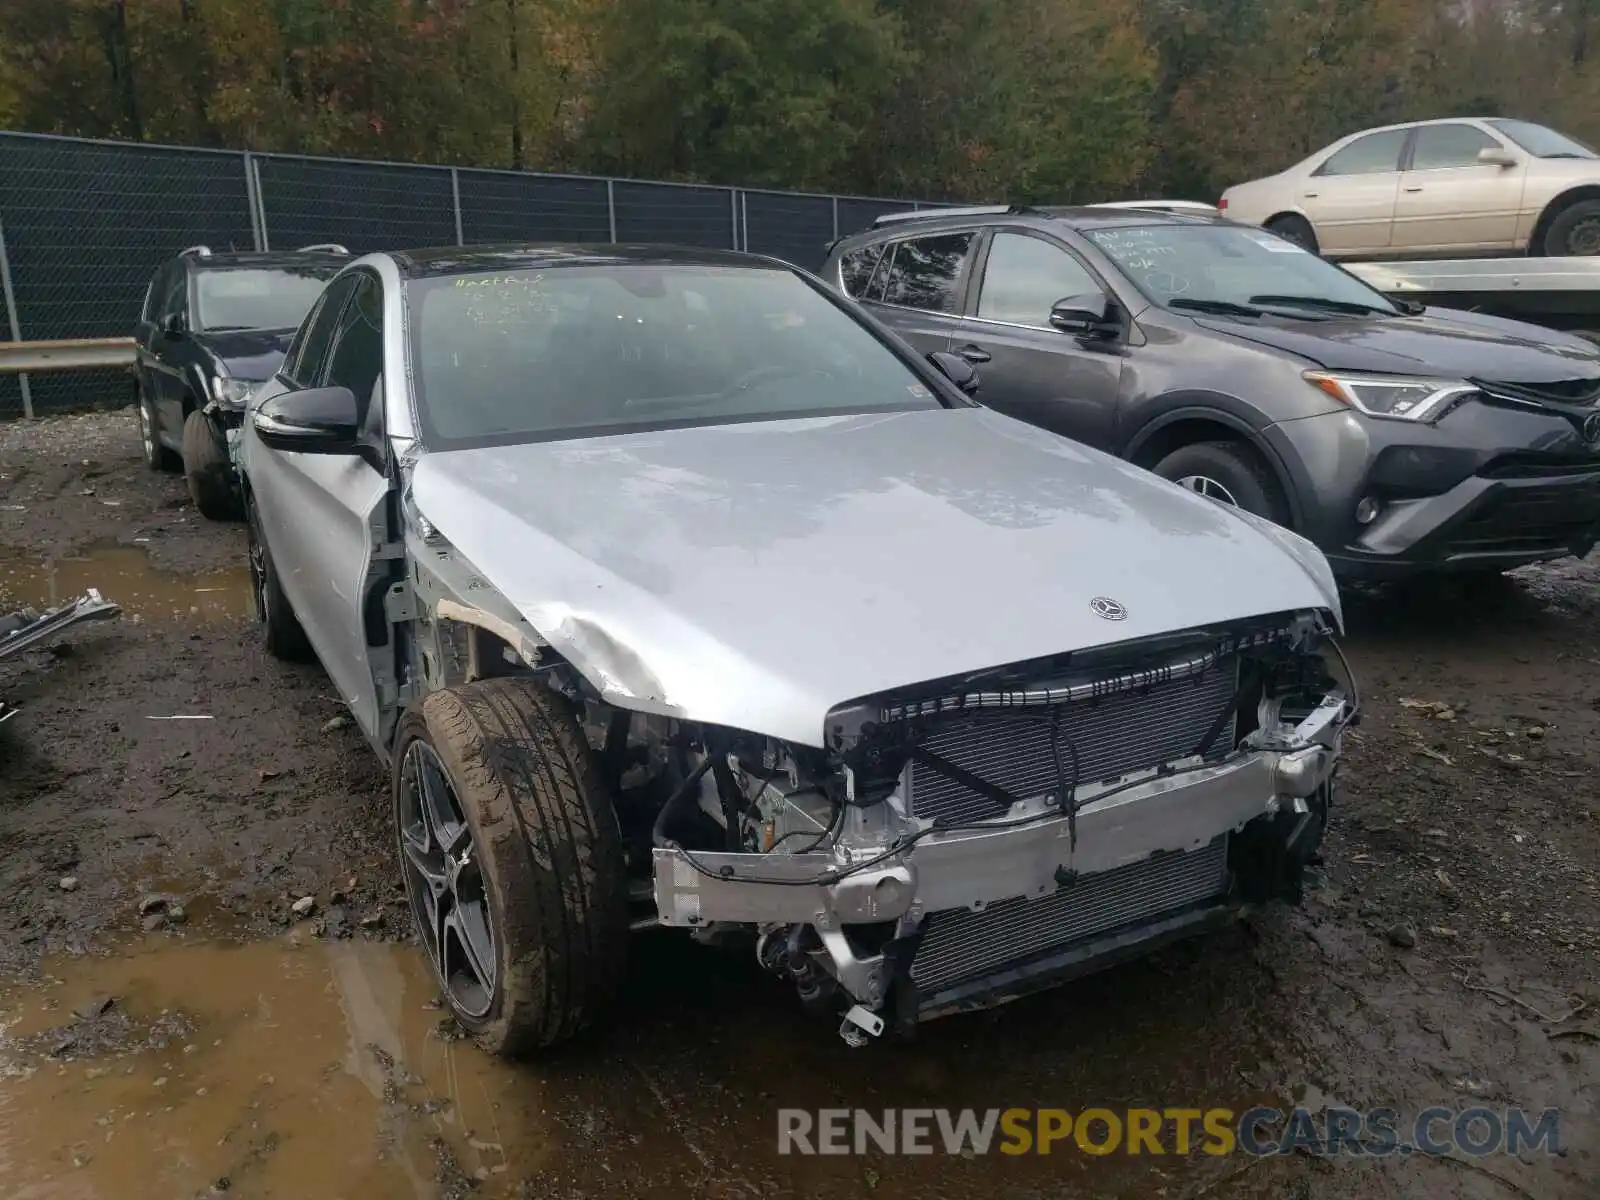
[141,265,168,324]
[1409,123,1499,170]
[838,244,886,299]
[284,275,358,388]
[324,274,384,424]
[1315,129,1407,176]
[879,233,974,313]
[977,232,1101,327]
[159,264,188,324]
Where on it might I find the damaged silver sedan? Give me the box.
[236,245,1355,1053]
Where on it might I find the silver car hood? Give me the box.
[410,408,1340,747]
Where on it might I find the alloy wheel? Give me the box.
[397,740,498,1019]
[137,395,155,461]
[245,506,269,623]
[1175,474,1240,506]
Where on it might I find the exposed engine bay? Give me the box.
[530,608,1354,1046]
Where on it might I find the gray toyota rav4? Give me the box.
[823,205,1600,579]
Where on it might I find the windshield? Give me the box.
[407,264,944,446]
[1085,223,1399,316]
[193,266,338,332]
[1485,119,1597,159]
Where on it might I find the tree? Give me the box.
[581,0,910,188]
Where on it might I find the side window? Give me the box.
[285,275,358,388]
[1316,129,1408,176]
[977,233,1101,327]
[1409,124,1499,170]
[141,266,167,323]
[160,266,188,321]
[879,233,974,313]
[839,244,886,299]
[324,274,384,422]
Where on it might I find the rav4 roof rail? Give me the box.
[870,204,1037,228]
[179,244,212,257]
[297,243,350,255]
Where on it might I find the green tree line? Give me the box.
[3,0,1599,201]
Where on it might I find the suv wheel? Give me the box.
[182,410,242,521]
[137,388,180,472]
[1153,440,1291,525]
[245,493,313,661]
[392,678,629,1057]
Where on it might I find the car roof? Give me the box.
[829,205,1227,250]
[390,244,785,279]
[182,250,349,270]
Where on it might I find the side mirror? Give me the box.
[162,312,187,337]
[252,386,361,454]
[1049,292,1116,337]
[1478,146,1518,169]
[927,351,980,397]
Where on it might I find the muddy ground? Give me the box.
[0,409,1596,1200]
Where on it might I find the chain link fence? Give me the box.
[0,131,950,418]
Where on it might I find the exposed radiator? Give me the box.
[909,835,1231,996]
[906,656,1238,826]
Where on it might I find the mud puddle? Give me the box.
[0,937,558,1199]
[0,543,252,624]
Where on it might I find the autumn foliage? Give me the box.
[2,0,1598,202]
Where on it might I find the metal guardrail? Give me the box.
[0,337,136,418]
[0,337,136,374]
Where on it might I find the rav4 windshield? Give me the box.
[193,266,337,332]
[1086,224,1399,316]
[407,264,944,447]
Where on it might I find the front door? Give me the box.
[949,229,1125,450]
[1301,128,1409,256]
[1393,123,1527,254]
[248,271,392,740]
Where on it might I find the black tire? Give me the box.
[1265,214,1320,255]
[1152,440,1291,526]
[245,492,313,662]
[182,409,242,521]
[137,387,181,472]
[393,679,629,1056]
[1542,199,1600,257]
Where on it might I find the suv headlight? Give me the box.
[1304,371,1475,423]
[211,376,258,408]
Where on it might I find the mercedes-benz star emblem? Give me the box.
[1583,411,1600,446]
[1090,596,1128,621]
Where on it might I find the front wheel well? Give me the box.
[1530,186,1600,253]
[1128,419,1298,527]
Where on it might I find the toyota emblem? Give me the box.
[1584,411,1600,446]
[1090,596,1128,621]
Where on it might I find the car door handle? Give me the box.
[1303,191,1319,199]
[1403,185,1423,193]
[955,343,991,363]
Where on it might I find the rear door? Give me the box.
[847,230,977,357]
[248,271,393,739]
[1301,128,1409,256]
[148,264,193,439]
[949,229,1125,449]
[1394,122,1527,254]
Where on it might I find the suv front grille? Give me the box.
[1446,478,1600,557]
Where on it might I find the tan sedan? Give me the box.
[1220,118,1600,260]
